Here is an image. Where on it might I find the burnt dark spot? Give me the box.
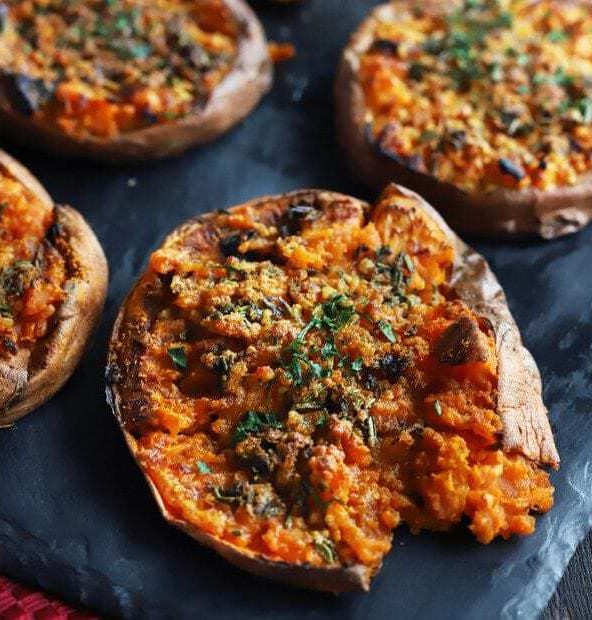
[354,244,370,258]
[408,62,428,81]
[363,372,382,396]
[368,39,399,56]
[219,230,255,257]
[2,337,16,354]
[405,154,427,173]
[498,157,526,181]
[376,354,409,381]
[105,363,122,385]
[569,137,584,153]
[279,201,320,237]
[141,110,158,125]
[4,73,54,116]
[445,130,467,151]
[46,221,64,245]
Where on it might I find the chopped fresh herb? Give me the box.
[378,320,397,343]
[419,129,439,143]
[351,357,364,372]
[434,400,443,416]
[212,486,243,504]
[365,415,378,447]
[0,202,7,216]
[225,263,246,275]
[577,98,592,124]
[548,30,568,43]
[283,295,355,386]
[321,340,340,360]
[167,347,187,370]
[293,399,323,411]
[314,409,329,428]
[402,253,414,273]
[231,529,242,536]
[0,261,36,297]
[489,63,503,82]
[313,537,336,563]
[318,295,356,332]
[232,411,283,444]
[0,303,11,318]
[196,460,211,474]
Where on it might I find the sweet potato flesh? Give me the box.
[0,0,239,138]
[0,172,66,358]
[114,187,553,581]
[359,0,592,192]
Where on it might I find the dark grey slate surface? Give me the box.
[0,1,590,618]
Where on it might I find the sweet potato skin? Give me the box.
[0,0,272,163]
[106,186,558,593]
[335,1,592,239]
[0,150,108,425]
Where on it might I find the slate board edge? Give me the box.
[2,512,591,619]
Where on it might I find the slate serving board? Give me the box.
[0,1,591,618]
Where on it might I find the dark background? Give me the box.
[0,1,591,618]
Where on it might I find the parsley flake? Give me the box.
[167,347,187,370]
[232,411,283,444]
[378,320,397,343]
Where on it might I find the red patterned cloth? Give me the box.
[0,575,97,619]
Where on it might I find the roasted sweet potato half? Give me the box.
[336,0,592,238]
[0,150,107,425]
[107,185,558,593]
[0,0,272,162]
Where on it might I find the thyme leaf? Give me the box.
[167,346,187,370]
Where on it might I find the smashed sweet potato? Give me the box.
[107,185,558,592]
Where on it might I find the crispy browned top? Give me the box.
[0,169,66,358]
[109,187,553,580]
[0,0,240,138]
[358,0,592,193]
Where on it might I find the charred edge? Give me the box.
[3,73,55,116]
[366,123,427,173]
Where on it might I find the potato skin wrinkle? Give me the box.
[336,0,592,237]
[0,0,272,161]
[0,150,108,424]
[107,185,558,592]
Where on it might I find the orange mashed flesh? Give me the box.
[0,172,66,358]
[360,0,592,193]
[0,0,239,138]
[118,186,553,576]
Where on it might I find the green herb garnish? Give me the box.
[314,537,336,563]
[232,411,283,444]
[365,415,378,447]
[167,347,187,370]
[434,400,443,416]
[351,358,364,372]
[196,461,211,474]
[548,30,568,43]
[378,320,397,343]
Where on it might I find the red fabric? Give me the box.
[0,576,97,620]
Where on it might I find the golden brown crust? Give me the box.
[0,151,108,425]
[335,1,592,238]
[106,186,558,593]
[0,0,272,163]
[130,436,372,593]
